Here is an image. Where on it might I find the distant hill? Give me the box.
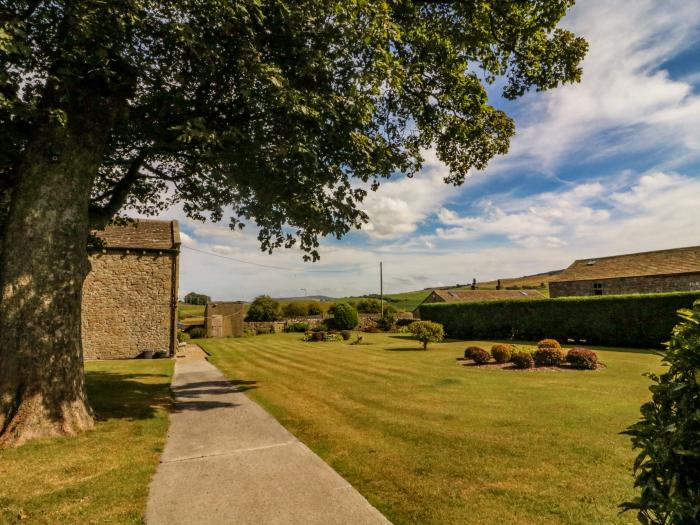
[273,295,335,302]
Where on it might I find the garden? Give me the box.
[199,331,663,525]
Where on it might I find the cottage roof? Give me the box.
[551,246,700,282]
[93,219,180,251]
[430,289,545,302]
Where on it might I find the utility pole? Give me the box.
[380,261,384,317]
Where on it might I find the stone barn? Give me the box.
[205,302,245,338]
[413,289,545,317]
[81,220,180,359]
[549,246,700,298]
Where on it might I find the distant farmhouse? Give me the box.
[549,246,700,298]
[413,289,544,317]
[82,220,180,359]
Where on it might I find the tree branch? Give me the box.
[89,152,147,228]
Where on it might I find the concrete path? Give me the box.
[146,353,390,525]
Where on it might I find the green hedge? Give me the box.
[419,292,700,348]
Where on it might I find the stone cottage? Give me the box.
[81,219,180,359]
[549,246,700,298]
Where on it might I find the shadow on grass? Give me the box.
[86,371,172,421]
[385,347,427,352]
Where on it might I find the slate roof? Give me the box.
[429,289,545,302]
[93,219,180,251]
[551,246,700,282]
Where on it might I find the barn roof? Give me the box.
[430,289,545,302]
[93,219,180,251]
[551,246,700,282]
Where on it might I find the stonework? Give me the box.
[81,220,179,359]
[549,273,700,298]
[205,302,245,337]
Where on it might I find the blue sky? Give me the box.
[152,0,700,301]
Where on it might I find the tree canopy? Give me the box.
[1,1,587,260]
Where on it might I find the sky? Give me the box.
[142,0,700,301]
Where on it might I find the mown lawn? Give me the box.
[201,333,661,525]
[0,360,173,524]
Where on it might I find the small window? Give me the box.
[593,283,603,295]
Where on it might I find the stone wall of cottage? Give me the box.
[82,252,176,359]
[549,273,700,298]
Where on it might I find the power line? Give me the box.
[182,245,373,274]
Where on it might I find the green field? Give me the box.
[200,333,659,525]
[0,360,173,524]
[177,302,205,320]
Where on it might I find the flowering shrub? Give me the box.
[537,338,561,350]
[324,333,344,342]
[511,352,535,369]
[533,346,565,366]
[566,347,598,369]
[490,344,513,364]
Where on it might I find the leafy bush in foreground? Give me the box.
[511,352,535,369]
[533,346,565,366]
[566,348,598,369]
[622,301,700,524]
[409,321,444,350]
[491,344,513,364]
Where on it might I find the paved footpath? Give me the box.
[146,349,390,525]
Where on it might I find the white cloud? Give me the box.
[494,0,700,172]
[360,150,461,239]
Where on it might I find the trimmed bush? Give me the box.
[312,331,326,341]
[469,347,492,364]
[533,346,565,366]
[285,322,309,333]
[408,320,444,350]
[340,330,352,340]
[491,344,513,364]
[189,326,206,339]
[418,291,700,348]
[332,302,359,330]
[566,347,598,369]
[511,352,535,369]
[464,346,484,359]
[537,338,561,350]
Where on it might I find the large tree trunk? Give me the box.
[0,115,114,447]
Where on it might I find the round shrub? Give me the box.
[408,320,444,350]
[464,346,484,359]
[533,346,566,366]
[285,322,310,333]
[537,338,561,350]
[490,344,513,364]
[312,331,326,342]
[566,347,598,369]
[188,326,206,339]
[340,330,352,340]
[468,347,492,364]
[512,352,535,369]
[331,302,359,330]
